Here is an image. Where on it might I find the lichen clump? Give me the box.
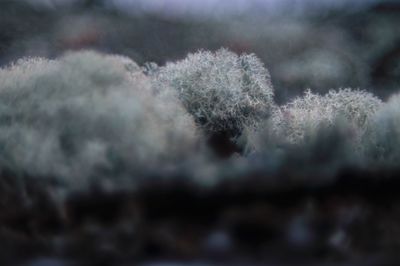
[154,49,276,137]
[0,51,197,188]
[271,89,382,144]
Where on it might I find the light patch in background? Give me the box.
[25,0,80,8]
[108,0,381,18]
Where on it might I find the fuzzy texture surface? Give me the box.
[244,88,383,179]
[0,51,198,189]
[153,49,276,137]
[363,93,400,167]
[270,89,382,145]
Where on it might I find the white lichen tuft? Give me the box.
[243,88,383,179]
[153,48,276,137]
[0,50,198,189]
[362,93,400,167]
[271,88,382,145]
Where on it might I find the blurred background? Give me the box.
[1,0,399,103]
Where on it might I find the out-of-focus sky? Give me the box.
[111,0,379,16]
[27,0,383,18]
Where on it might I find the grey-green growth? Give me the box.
[363,93,400,167]
[270,89,382,145]
[0,51,198,189]
[153,49,276,137]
